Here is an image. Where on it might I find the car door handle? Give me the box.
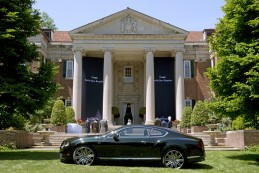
[141,141,147,144]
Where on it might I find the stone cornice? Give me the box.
[71,34,187,40]
[72,47,84,54]
[144,47,156,53]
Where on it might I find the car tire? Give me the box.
[73,145,96,166]
[162,148,186,169]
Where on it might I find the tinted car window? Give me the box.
[150,129,167,137]
[119,127,150,137]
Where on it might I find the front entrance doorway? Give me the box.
[122,103,134,125]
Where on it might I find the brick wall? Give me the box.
[55,62,73,99]
[225,130,259,148]
[185,59,211,101]
[0,130,34,149]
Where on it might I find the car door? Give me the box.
[96,127,153,158]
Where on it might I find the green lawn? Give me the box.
[0,150,258,173]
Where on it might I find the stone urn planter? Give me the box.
[191,125,208,133]
[206,124,219,131]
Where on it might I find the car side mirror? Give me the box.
[113,132,119,141]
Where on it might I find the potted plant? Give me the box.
[50,99,67,132]
[206,113,220,131]
[190,101,209,133]
[112,107,120,118]
[180,106,192,133]
[139,107,146,118]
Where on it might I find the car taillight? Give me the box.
[197,140,204,149]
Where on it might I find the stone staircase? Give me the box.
[30,130,238,151]
[189,132,227,146]
[32,132,89,149]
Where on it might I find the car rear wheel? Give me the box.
[73,145,95,165]
[162,149,186,169]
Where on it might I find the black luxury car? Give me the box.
[60,125,205,168]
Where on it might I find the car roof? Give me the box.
[118,125,174,131]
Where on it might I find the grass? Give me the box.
[0,150,258,173]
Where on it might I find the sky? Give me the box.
[33,0,225,31]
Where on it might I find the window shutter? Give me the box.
[191,60,195,78]
[192,100,196,109]
[63,60,67,78]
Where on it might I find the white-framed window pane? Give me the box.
[184,60,191,78]
[124,66,133,83]
[65,100,72,107]
[185,99,192,108]
[66,61,73,78]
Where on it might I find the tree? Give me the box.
[180,106,192,128]
[66,106,76,123]
[190,101,209,126]
[207,0,259,129]
[50,100,66,125]
[40,12,58,30]
[0,0,58,129]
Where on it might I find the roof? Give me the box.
[53,31,204,42]
[185,31,204,42]
[53,31,72,42]
[69,8,189,36]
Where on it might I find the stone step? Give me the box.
[33,131,228,148]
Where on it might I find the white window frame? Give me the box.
[185,99,192,108]
[124,66,133,83]
[66,60,73,79]
[65,100,72,107]
[184,60,191,78]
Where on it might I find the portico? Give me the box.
[70,8,188,125]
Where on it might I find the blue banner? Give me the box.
[82,57,103,121]
[154,58,175,120]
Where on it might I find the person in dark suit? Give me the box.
[91,118,99,133]
[124,103,133,125]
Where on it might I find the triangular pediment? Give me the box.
[69,8,188,37]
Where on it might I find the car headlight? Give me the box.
[61,141,70,148]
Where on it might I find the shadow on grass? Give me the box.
[226,153,259,166]
[227,153,259,161]
[89,160,213,170]
[0,150,59,160]
[0,150,213,170]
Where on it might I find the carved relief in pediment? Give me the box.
[121,15,137,34]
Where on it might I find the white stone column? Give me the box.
[102,49,113,126]
[72,48,83,120]
[145,49,155,125]
[175,49,185,120]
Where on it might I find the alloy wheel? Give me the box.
[162,149,185,168]
[73,146,95,165]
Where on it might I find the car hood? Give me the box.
[65,134,104,143]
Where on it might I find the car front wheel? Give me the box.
[73,145,95,165]
[162,149,186,169]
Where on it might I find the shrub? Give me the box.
[190,101,209,126]
[112,107,120,118]
[10,113,26,130]
[180,106,192,128]
[66,106,76,123]
[218,117,233,132]
[139,107,146,118]
[245,145,259,152]
[50,100,66,125]
[0,143,16,151]
[232,116,245,130]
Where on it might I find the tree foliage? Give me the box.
[207,0,259,129]
[40,12,57,30]
[0,0,58,129]
[190,101,209,126]
[66,106,76,123]
[180,106,192,128]
[50,100,66,125]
